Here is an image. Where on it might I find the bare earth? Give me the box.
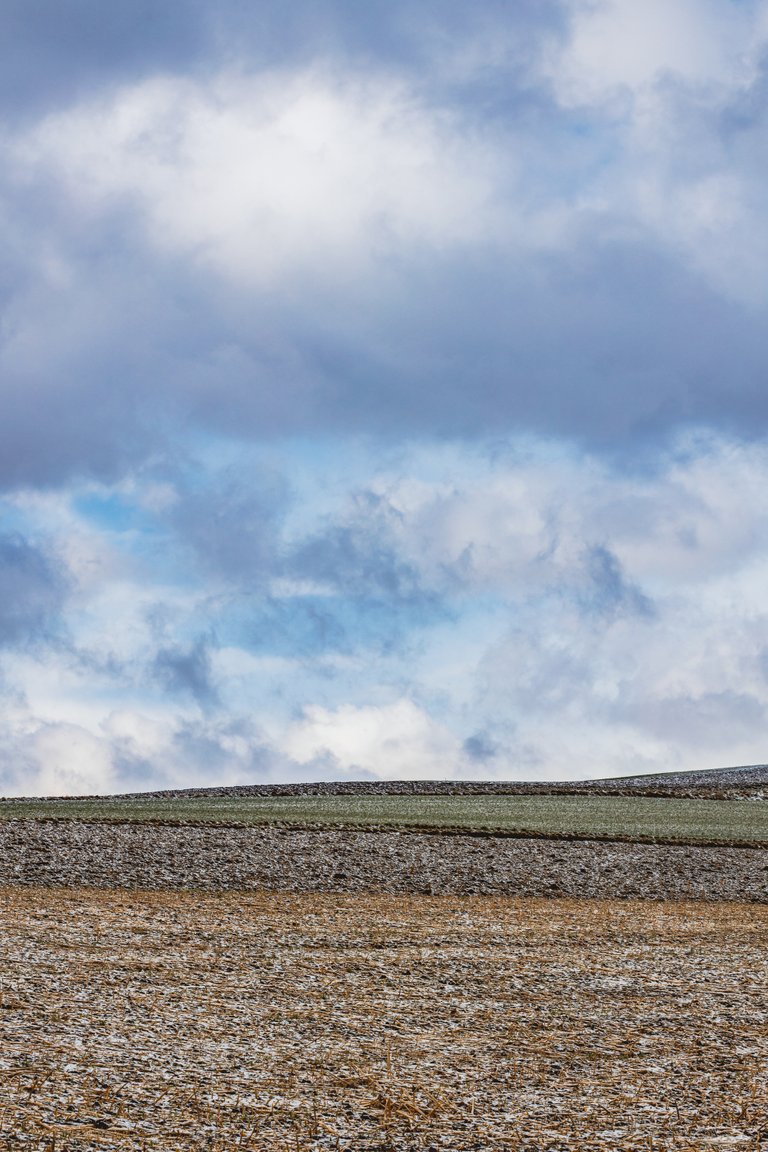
[3,817,767,1148]
[1,886,767,1151]
[2,819,768,901]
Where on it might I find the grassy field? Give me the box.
[1,886,766,1150]
[3,792,768,842]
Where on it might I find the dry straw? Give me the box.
[0,887,766,1149]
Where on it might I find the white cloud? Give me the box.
[476,588,768,777]
[284,698,470,779]
[4,435,768,789]
[554,0,760,103]
[273,436,768,778]
[359,437,768,600]
[13,70,495,287]
[18,721,115,797]
[536,1,768,305]
[10,22,768,315]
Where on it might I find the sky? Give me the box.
[3,0,768,795]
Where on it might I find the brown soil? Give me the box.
[1,886,766,1150]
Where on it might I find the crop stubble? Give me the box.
[1,886,766,1151]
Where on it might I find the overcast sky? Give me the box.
[3,0,768,794]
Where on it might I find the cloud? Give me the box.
[553,0,760,102]
[0,709,278,797]
[290,490,435,603]
[167,465,289,585]
[0,1,565,121]
[0,533,67,647]
[5,434,768,790]
[581,544,655,620]
[15,70,494,288]
[2,2,768,497]
[0,1,211,121]
[3,58,768,476]
[30,722,115,796]
[284,698,471,779]
[3,4,768,792]
[153,636,219,706]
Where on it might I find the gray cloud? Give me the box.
[266,490,447,657]
[582,545,655,621]
[290,492,429,603]
[0,216,174,488]
[303,234,768,448]
[0,1,208,121]
[0,1,564,121]
[620,690,767,751]
[3,0,768,791]
[1,3,767,494]
[153,636,218,706]
[168,467,289,585]
[4,188,767,498]
[0,533,67,647]
[463,732,498,763]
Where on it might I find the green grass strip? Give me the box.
[2,794,768,844]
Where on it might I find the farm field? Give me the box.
[3,819,768,902]
[3,792,768,844]
[0,886,766,1151]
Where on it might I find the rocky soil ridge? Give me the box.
[4,762,768,804]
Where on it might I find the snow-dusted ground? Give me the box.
[3,888,767,1150]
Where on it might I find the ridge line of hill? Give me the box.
[4,763,767,803]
